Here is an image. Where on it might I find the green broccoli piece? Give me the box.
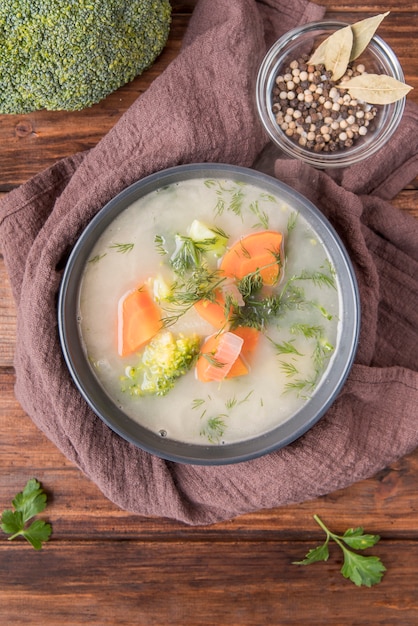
[122,331,201,397]
[0,0,171,113]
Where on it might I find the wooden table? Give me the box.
[1,1,417,624]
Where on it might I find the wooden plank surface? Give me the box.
[1,1,418,624]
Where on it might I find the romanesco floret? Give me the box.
[0,0,171,113]
[122,331,200,397]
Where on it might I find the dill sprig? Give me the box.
[200,415,227,444]
[201,353,226,369]
[110,242,134,254]
[249,200,269,229]
[154,234,168,256]
[160,265,227,327]
[169,228,229,275]
[196,390,255,443]
[88,253,107,263]
[204,179,246,218]
[287,211,299,233]
[225,390,254,410]
[270,338,303,356]
[280,361,299,377]
[297,269,336,289]
[277,323,335,397]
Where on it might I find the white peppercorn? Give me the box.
[271,55,379,154]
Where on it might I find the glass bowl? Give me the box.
[256,20,406,169]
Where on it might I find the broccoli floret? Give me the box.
[0,0,171,113]
[122,331,200,397]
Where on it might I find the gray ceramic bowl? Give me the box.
[58,163,360,465]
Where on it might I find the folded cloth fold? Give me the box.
[1,0,418,525]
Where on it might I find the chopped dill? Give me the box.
[170,229,229,275]
[160,265,227,327]
[204,179,247,218]
[225,396,237,410]
[270,339,303,356]
[280,361,299,377]
[229,189,245,219]
[293,269,336,290]
[88,253,107,263]
[287,212,299,233]
[249,200,269,229]
[314,303,334,320]
[110,242,134,254]
[237,271,264,299]
[291,324,324,340]
[239,241,251,258]
[277,323,335,397]
[202,353,226,369]
[313,339,334,370]
[197,389,256,443]
[200,415,227,444]
[154,234,168,256]
[170,235,204,273]
[191,398,205,410]
[284,378,315,397]
[225,390,253,410]
[260,192,278,204]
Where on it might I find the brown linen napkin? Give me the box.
[1,0,418,525]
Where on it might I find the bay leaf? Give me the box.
[307,36,329,66]
[340,74,413,104]
[350,12,390,61]
[324,25,353,81]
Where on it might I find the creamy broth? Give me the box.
[78,177,341,445]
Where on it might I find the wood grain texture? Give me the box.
[1,541,418,625]
[1,1,418,624]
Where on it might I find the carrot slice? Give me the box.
[227,355,249,378]
[219,230,283,286]
[231,326,260,361]
[194,289,230,330]
[117,285,162,357]
[196,331,244,382]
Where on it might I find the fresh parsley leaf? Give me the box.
[12,477,47,520]
[293,542,329,565]
[341,550,386,587]
[293,515,386,587]
[0,509,24,536]
[23,519,53,551]
[341,527,381,550]
[1,479,52,550]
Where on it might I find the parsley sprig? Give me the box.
[1,478,52,550]
[293,515,386,587]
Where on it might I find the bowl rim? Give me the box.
[58,163,361,465]
[256,19,406,168]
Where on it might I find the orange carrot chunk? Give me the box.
[196,331,244,383]
[194,289,230,330]
[227,355,249,378]
[117,285,162,357]
[231,326,260,361]
[219,230,283,286]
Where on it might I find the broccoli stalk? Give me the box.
[0,0,171,113]
[122,331,200,397]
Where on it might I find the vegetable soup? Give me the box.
[78,177,341,445]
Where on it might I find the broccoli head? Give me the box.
[0,0,171,113]
[122,331,201,397]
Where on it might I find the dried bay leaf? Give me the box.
[350,12,390,61]
[340,74,413,104]
[324,25,353,81]
[307,36,328,66]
